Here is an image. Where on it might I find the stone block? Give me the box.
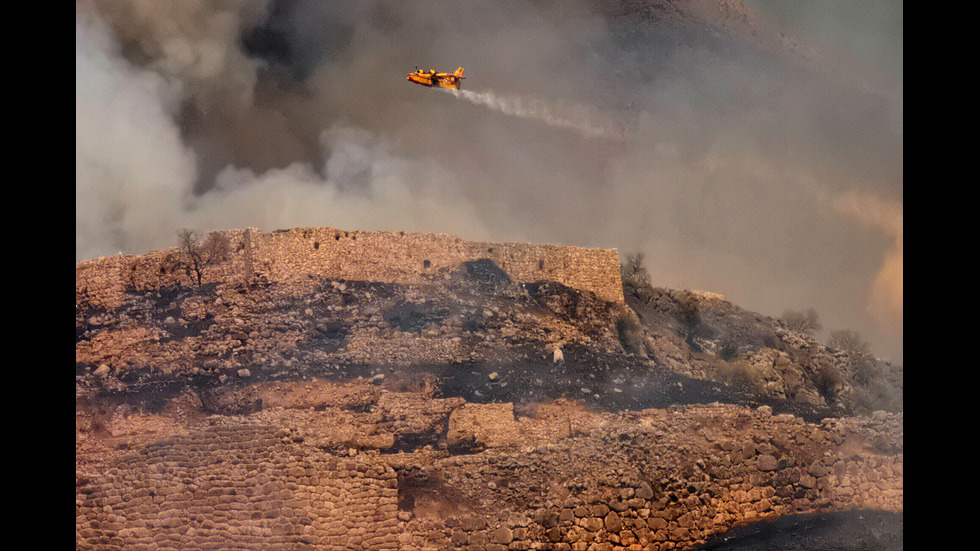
[492,526,514,544]
[756,454,779,472]
[579,517,603,532]
[635,482,654,500]
[447,403,519,451]
[604,512,622,532]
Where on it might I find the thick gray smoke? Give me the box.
[75,0,902,362]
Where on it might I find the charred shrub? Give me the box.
[607,301,646,356]
[814,361,844,403]
[850,353,878,386]
[621,253,652,289]
[718,339,740,362]
[678,298,702,336]
[616,313,646,356]
[676,298,715,351]
[621,253,659,308]
[716,328,773,361]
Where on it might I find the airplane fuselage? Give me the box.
[407,67,465,90]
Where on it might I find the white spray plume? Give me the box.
[446,88,625,141]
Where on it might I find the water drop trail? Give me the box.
[446,88,625,140]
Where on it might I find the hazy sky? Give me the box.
[76,0,902,362]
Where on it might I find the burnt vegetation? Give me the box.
[620,254,902,415]
[77,246,898,420]
[384,301,449,333]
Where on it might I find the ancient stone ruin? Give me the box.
[76,227,902,550]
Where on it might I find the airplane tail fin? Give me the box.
[455,67,464,77]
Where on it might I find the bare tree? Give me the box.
[621,252,651,287]
[178,229,231,285]
[781,308,822,335]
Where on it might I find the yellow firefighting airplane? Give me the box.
[406,66,465,90]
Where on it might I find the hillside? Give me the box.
[621,279,902,418]
[75,227,902,550]
[76,226,900,419]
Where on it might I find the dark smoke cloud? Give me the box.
[75,0,902,362]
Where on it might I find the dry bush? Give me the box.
[828,329,870,355]
[781,308,822,335]
[716,360,763,393]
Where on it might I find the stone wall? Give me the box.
[398,403,903,550]
[75,227,625,310]
[75,424,401,551]
[76,397,902,551]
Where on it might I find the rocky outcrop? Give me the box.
[624,284,903,416]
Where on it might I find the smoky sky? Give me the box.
[75,0,902,362]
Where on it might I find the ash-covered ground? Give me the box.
[77,257,882,423]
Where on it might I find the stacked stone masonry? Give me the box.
[76,398,902,551]
[398,404,902,551]
[75,227,625,310]
[76,424,401,551]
